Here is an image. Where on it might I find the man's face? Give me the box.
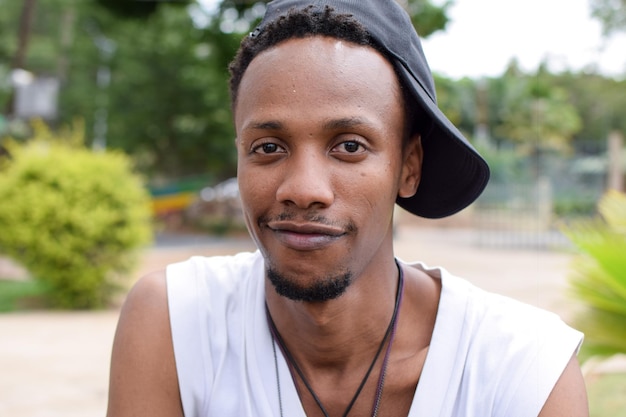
[234,36,421,301]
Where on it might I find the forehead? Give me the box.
[234,36,404,131]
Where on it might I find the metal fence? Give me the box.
[472,178,588,250]
[469,146,610,250]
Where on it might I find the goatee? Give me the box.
[267,267,353,302]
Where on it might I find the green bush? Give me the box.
[0,121,153,309]
[562,190,626,360]
[554,197,598,218]
[474,145,531,184]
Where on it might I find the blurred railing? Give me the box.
[473,179,571,249]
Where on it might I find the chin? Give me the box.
[266,264,353,302]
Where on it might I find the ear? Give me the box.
[398,134,423,198]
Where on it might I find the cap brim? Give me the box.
[395,64,490,219]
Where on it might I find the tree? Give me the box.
[433,74,477,138]
[2,0,451,183]
[91,4,240,179]
[403,0,453,37]
[0,0,66,116]
[96,0,190,19]
[215,0,451,37]
[552,72,626,144]
[590,0,626,36]
[490,62,582,157]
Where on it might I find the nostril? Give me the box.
[276,170,334,209]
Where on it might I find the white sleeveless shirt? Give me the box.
[166,251,583,417]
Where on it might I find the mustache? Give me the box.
[259,212,357,233]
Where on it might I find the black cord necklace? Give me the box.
[266,261,405,417]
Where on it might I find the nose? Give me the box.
[275,150,334,209]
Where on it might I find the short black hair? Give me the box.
[228,5,428,142]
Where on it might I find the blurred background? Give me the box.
[0,0,624,416]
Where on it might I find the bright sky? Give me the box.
[197,0,626,79]
[422,0,626,79]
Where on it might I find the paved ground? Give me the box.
[0,225,603,416]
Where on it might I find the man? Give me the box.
[107,1,588,416]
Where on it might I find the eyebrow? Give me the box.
[247,120,283,130]
[247,117,370,131]
[322,117,370,131]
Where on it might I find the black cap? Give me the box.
[254,0,490,219]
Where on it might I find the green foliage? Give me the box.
[94,0,186,19]
[0,279,49,312]
[0,121,153,309]
[101,3,239,178]
[591,0,626,36]
[404,0,452,38]
[433,74,477,136]
[587,372,626,417]
[216,0,451,38]
[474,144,531,184]
[552,72,626,141]
[1,0,623,185]
[0,0,241,178]
[490,64,582,155]
[562,191,626,360]
[553,197,598,218]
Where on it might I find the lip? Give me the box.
[267,221,345,251]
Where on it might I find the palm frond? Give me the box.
[562,191,626,360]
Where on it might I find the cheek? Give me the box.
[349,169,398,214]
[237,176,267,244]
[239,178,263,211]
[238,167,280,218]
[355,161,401,195]
[237,165,258,207]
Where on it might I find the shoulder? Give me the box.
[404,262,587,416]
[167,251,263,291]
[456,277,584,416]
[113,269,170,345]
[166,251,264,319]
[107,270,182,417]
[116,270,170,331]
[538,353,589,417]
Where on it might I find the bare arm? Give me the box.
[538,354,589,417]
[106,271,183,417]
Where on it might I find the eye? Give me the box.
[252,142,285,155]
[333,140,366,154]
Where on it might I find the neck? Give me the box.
[265,257,400,370]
